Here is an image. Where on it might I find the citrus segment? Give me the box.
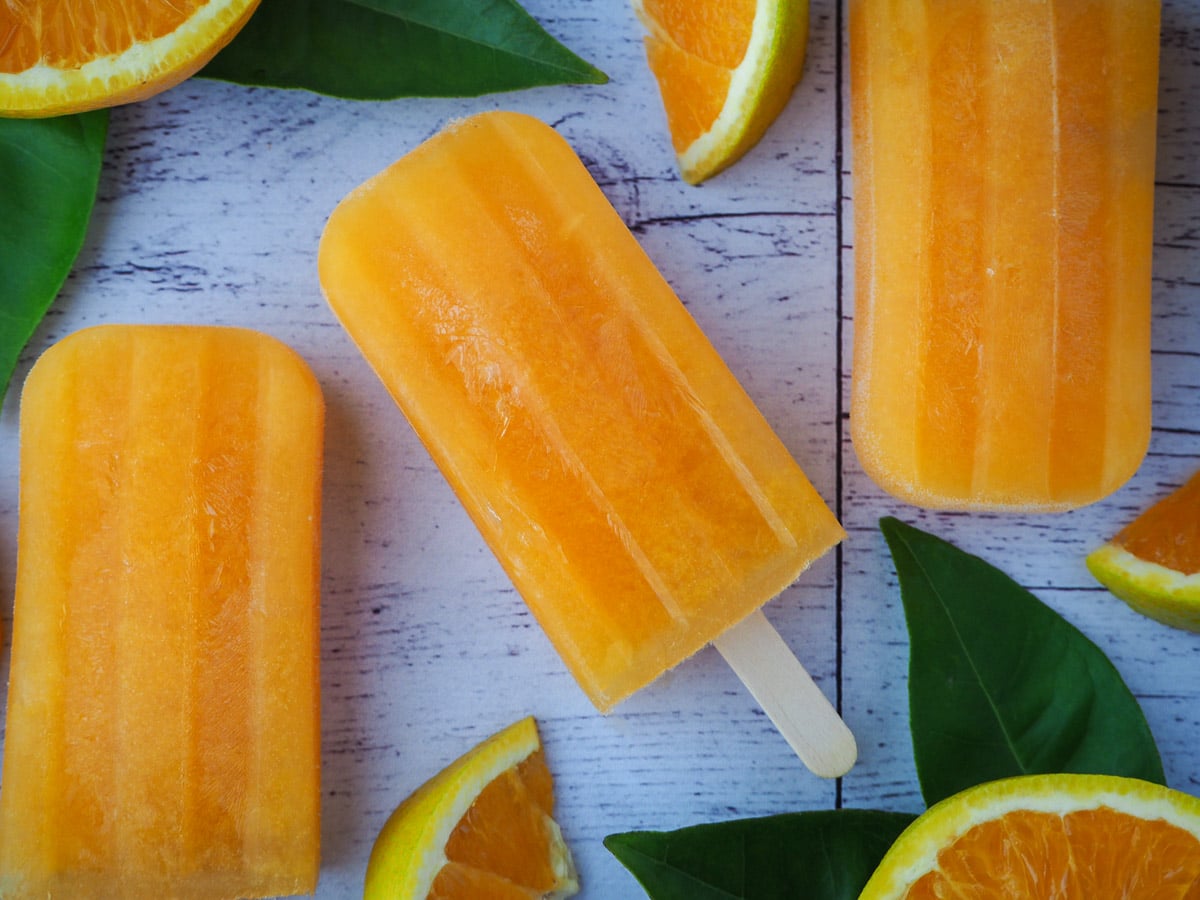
[364,717,578,900]
[1109,469,1200,575]
[632,0,810,184]
[860,774,1200,898]
[643,39,733,153]
[0,0,261,117]
[1087,468,1200,632]
[636,0,755,67]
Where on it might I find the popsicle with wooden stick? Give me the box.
[0,325,324,899]
[318,110,855,778]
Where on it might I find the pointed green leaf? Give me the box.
[605,810,917,900]
[202,0,607,98]
[0,110,108,403]
[880,517,1165,808]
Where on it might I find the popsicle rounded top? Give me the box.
[23,322,322,401]
[848,0,1159,512]
[318,110,845,712]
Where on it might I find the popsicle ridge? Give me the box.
[492,114,806,570]
[388,138,794,637]
[113,338,209,884]
[242,348,324,886]
[971,0,1058,501]
[381,162,699,629]
[849,0,928,497]
[1049,0,1156,502]
[484,112,809,573]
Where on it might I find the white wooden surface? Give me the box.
[0,1,1195,897]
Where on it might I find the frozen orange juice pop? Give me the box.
[850,0,1159,511]
[0,326,323,899]
[319,111,854,777]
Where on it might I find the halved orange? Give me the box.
[0,0,261,118]
[1088,467,1200,632]
[363,717,579,900]
[860,774,1200,898]
[631,0,810,184]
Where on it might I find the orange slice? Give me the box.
[363,717,579,900]
[859,774,1200,898]
[1087,467,1200,632]
[632,0,810,184]
[0,0,261,118]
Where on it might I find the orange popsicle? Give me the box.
[0,325,324,899]
[850,0,1159,511]
[319,111,853,776]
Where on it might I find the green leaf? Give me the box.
[881,516,1166,808]
[605,810,917,900]
[202,0,607,98]
[0,111,108,402]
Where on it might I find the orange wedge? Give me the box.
[0,0,261,118]
[632,0,810,183]
[859,774,1200,898]
[1087,467,1200,632]
[364,717,578,900]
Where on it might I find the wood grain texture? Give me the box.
[0,0,1194,897]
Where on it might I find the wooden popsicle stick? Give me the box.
[713,609,857,778]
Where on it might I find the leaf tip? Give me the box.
[602,830,632,858]
[878,516,918,554]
